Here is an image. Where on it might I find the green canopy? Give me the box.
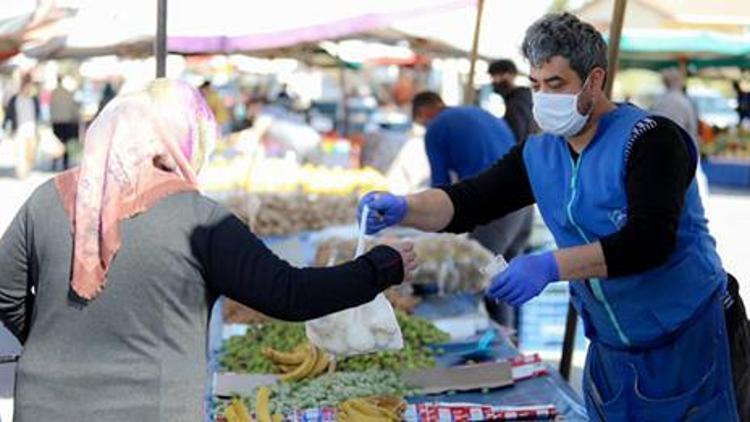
[605,29,750,70]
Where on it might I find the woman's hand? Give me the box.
[382,241,418,281]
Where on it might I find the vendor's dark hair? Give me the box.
[412,91,444,116]
[521,12,608,83]
[488,59,518,75]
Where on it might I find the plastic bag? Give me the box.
[305,205,404,356]
[480,254,509,278]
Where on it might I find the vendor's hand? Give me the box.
[383,240,418,281]
[486,252,560,306]
[359,191,408,235]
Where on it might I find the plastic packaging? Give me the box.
[305,205,404,356]
[480,254,509,279]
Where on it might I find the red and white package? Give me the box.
[508,354,549,382]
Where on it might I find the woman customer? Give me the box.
[0,79,416,422]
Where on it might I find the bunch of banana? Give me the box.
[224,398,252,422]
[262,343,331,382]
[253,387,283,422]
[337,395,406,422]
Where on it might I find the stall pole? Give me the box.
[155,0,168,78]
[339,62,350,136]
[559,302,578,381]
[463,0,485,105]
[605,0,628,98]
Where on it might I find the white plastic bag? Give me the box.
[305,206,404,356]
[480,254,509,278]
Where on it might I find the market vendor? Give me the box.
[359,12,749,421]
[0,79,417,422]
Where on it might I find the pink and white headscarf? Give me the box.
[55,79,217,302]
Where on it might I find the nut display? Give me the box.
[228,193,358,237]
[316,234,495,293]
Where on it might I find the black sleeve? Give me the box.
[0,202,30,342]
[439,143,535,233]
[199,211,404,322]
[600,117,696,278]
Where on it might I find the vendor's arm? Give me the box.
[556,117,694,280]
[598,116,694,278]
[362,144,535,234]
[0,202,31,342]
[438,144,536,232]
[199,209,411,321]
[488,117,694,305]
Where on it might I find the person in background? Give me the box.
[3,75,40,179]
[98,82,117,115]
[407,91,534,327]
[651,69,711,210]
[50,75,80,171]
[359,13,749,420]
[733,80,750,125]
[199,81,231,135]
[652,68,698,141]
[0,79,416,421]
[488,59,539,143]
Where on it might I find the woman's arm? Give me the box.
[200,211,413,321]
[0,203,31,342]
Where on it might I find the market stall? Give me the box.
[204,216,586,422]
[213,284,586,422]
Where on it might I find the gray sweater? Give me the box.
[0,179,403,422]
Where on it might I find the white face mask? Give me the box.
[532,80,593,138]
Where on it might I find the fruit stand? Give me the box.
[702,128,750,189]
[203,223,586,421]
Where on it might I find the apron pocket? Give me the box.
[632,362,718,421]
[685,392,734,421]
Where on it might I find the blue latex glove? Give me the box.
[358,192,408,235]
[486,252,560,306]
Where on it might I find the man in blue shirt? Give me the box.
[413,91,515,185]
[412,91,534,327]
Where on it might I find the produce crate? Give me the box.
[518,283,586,353]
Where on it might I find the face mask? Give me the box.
[532,79,593,138]
[492,81,513,96]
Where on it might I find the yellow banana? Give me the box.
[225,398,252,422]
[278,364,296,373]
[309,348,330,377]
[261,347,306,365]
[280,344,317,381]
[338,400,389,422]
[349,398,399,420]
[254,387,272,422]
[271,413,283,422]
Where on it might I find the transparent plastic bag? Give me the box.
[305,205,404,356]
[480,254,509,278]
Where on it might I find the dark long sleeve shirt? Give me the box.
[441,116,695,278]
[502,86,539,144]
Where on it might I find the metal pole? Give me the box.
[559,301,578,381]
[339,63,349,136]
[605,0,628,98]
[155,0,168,78]
[463,0,485,105]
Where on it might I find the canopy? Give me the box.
[0,0,69,61]
[607,29,750,70]
[23,0,477,59]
